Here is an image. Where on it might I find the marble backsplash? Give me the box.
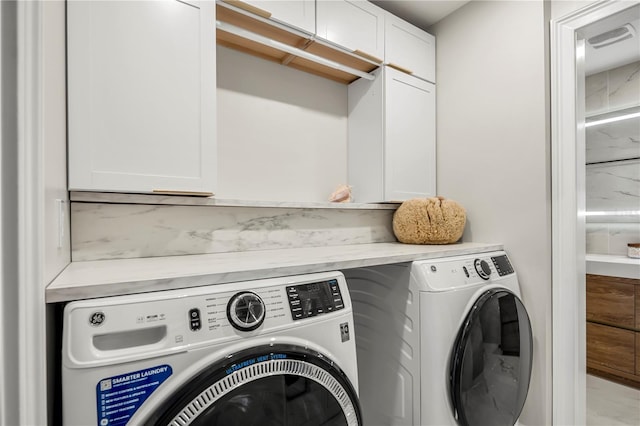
[586,222,640,256]
[71,202,397,261]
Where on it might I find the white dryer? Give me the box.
[343,250,533,426]
[62,271,361,426]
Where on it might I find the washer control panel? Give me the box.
[63,272,349,365]
[286,279,344,320]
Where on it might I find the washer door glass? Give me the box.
[144,344,361,426]
[450,289,533,426]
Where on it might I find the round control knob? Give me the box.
[227,292,265,331]
[474,259,492,280]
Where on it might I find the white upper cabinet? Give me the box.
[383,68,436,201]
[316,0,385,62]
[67,0,216,194]
[384,12,436,83]
[231,0,316,34]
[348,67,436,202]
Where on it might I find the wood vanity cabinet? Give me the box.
[637,330,640,376]
[586,275,635,327]
[586,322,635,374]
[637,285,640,330]
[67,0,216,194]
[637,285,640,376]
[586,274,640,387]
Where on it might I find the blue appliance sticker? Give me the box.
[96,364,172,426]
[225,353,288,375]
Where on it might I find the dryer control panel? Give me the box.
[491,254,514,276]
[412,251,517,292]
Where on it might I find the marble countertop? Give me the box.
[46,242,502,303]
[70,191,401,210]
[586,254,640,280]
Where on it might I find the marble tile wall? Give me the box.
[586,222,640,256]
[586,60,640,115]
[585,117,640,163]
[586,159,640,213]
[71,202,397,261]
[585,61,640,255]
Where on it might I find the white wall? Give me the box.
[431,1,551,425]
[43,3,70,425]
[43,0,70,285]
[0,2,20,424]
[216,46,348,203]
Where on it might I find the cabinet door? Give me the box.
[637,332,640,376]
[586,274,635,328]
[384,12,435,83]
[237,0,315,34]
[587,322,635,374]
[384,67,436,202]
[68,0,216,194]
[316,0,384,62]
[636,285,640,330]
[347,68,384,203]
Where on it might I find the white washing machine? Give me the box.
[62,271,361,426]
[343,250,533,426]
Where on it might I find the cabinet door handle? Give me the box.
[153,189,214,197]
[221,0,272,19]
[353,49,383,64]
[387,62,413,75]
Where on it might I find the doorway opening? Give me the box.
[551,2,640,425]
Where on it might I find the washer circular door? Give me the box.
[142,344,362,426]
[450,288,533,426]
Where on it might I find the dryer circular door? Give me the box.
[141,344,362,426]
[449,288,533,426]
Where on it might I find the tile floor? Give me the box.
[586,374,640,426]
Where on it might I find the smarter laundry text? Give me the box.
[111,366,170,385]
[96,364,172,426]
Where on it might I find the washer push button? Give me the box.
[330,281,344,310]
[287,287,304,320]
[188,308,201,331]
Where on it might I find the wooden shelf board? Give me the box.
[216,3,379,85]
[217,33,290,64]
[289,57,359,84]
[305,41,379,73]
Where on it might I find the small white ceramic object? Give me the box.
[628,243,640,259]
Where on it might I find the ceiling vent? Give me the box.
[587,24,636,49]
